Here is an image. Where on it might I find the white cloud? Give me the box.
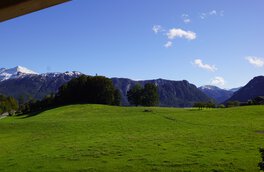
[182,14,191,24]
[183,18,191,24]
[200,13,207,20]
[209,10,217,15]
[167,28,196,40]
[182,14,189,18]
[245,56,264,67]
[152,25,163,34]
[194,59,217,72]
[200,10,224,19]
[211,76,225,86]
[164,41,173,48]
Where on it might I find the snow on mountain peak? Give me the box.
[200,85,218,90]
[64,71,82,76]
[0,66,84,82]
[0,66,38,82]
[14,66,38,74]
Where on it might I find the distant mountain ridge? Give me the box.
[6,66,264,107]
[112,78,212,107]
[0,66,212,107]
[199,85,234,103]
[229,87,242,93]
[225,76,264,103]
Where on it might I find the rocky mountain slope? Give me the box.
[225,76,264,103]
[112,78,212,107]
[0,66,213,107]
[0,66,82,102]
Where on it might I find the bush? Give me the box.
[218,104,225,108]
[227,101,240,108]
[0,95,18,115]
[193,102,216,109]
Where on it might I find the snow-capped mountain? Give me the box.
[199,85,221,90]
[0,66,38,82]
[0,66,83,83]
[0,66,83,102]
[40,71,82,77]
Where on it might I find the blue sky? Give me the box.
[1,0,264,89]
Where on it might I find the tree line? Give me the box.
[3,73,264,116]
[224,96,264,108]
[193,102,217,109]
[127,83,159,107]
[1,75,158,115]
[0,95,18,115]
[193,96,264,109]
[21,75,121,113]
[20,77,160,114]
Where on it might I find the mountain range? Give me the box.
[0,66,82,102]
[198,85,239,103]
[0,66,212,107]
[0,66,263,106]
[112,78,212,107]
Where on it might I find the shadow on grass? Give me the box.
[16,106,59,119]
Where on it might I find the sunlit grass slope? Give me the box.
[1,105,264,171]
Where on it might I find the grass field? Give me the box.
[0,105,264,172]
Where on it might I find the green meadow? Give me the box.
[0,105,264,171]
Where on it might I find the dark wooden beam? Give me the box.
[0,0,70,22]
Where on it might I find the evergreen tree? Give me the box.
[127,84,143,106]
[193,102,205,109]
[141,83,159,106]
[56,75,118,105]
[113,89,121,106]
[127,83,159,107]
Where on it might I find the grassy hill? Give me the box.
[1,105,264,171]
